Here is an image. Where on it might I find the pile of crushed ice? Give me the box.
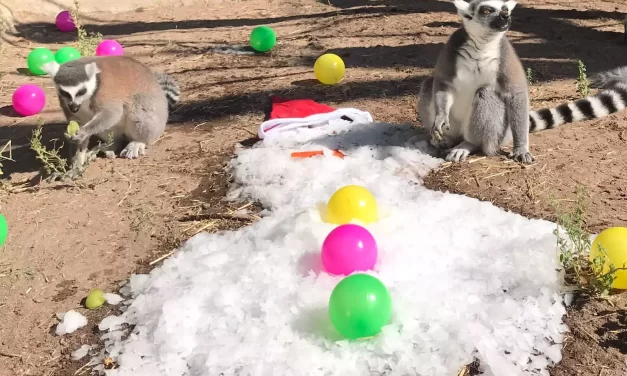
[94,121,567,376]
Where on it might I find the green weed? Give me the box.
[552,184,617,296]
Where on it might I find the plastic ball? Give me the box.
[314,53,345,85]
[95,40,124,56]
[326,185,378,225]
[328,273,392,340]
[590,227,627,289]
[55,46,82,64]
[0,214,8,248]
[85,289,105,309]
[249,25,277,53]
[321,224,378,275]
[12,84,46,117]
[27,47,55,76]
[55,10,76,32]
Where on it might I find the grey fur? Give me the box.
[418,0,534,164]
[591,65,627,88]
[52,60,91,86]
[42,56,174,167]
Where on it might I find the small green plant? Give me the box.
[30,118,68,176]
[70,0,102,56]
[0,141,14,176]
[576,60,590,98]
[525,67,534,84]
[552,184,617,295]
[30,119,115,181]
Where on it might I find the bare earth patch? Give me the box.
[0,0,627,375]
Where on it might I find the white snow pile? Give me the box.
[96,121,568,376]
[55,310,87,336]
[104,293,124,305]
[71,344,93,361]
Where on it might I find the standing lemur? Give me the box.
[42,56,180,167]
[419,0,627,164]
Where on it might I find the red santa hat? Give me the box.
[258,96,373,139]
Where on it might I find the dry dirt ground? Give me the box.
[1,0,627,375]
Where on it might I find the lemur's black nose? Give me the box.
[500,12,510,20]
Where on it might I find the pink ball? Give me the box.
[55,11,76,32]
[321,224,378,276]
[95,40,124,56]
[12,84,46,117]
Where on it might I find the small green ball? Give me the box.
[55,47,82,65]
[27,47,55,76]
[0,214,7,248]
[85,289,105,309]
[328,273,392,340]
[249,25,276,53]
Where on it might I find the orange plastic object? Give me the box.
[291,149,345,159]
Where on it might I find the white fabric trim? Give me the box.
[258,108,374,139]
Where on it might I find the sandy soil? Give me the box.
[0,0,626,375]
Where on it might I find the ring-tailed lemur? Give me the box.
[418,0,534,164]
[42,56,180,166]
[529,65,627,131]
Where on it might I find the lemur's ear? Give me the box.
[504,1,517,12]
[453,0,471,18]
[84,62,101,78]
[42,61,61,77]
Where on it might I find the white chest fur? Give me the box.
[449,38,501,131]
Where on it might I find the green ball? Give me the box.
[0,214,7,248]
[55,46,81,65]
[85,289,105,309]
[249,25,276,53]
[27,47,55,76]
[328,273,392,340]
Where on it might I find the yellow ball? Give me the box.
[314,53,345,85]
[589,226,627,289]
[326,185,378,225]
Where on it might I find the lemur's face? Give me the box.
[42,61,100,114]
[454,0,517,35]
[56,63,100,114]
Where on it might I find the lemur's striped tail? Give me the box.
[154,72,181,112]
[528,65,627,132]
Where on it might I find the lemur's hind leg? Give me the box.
[445,86,507,162]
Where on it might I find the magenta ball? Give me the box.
[321,224,378,276]
[95,40,124,56]
[12,84,46,116]
[55,11,76,32]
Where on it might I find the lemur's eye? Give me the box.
[77,88,87,96]
[482,8,492,14]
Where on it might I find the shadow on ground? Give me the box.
[12,4,426,44]
[12,1,625,77]
[597,310,627,354]
[304,121,439,161]
[0,121,67,178]
[172,75,427,122]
